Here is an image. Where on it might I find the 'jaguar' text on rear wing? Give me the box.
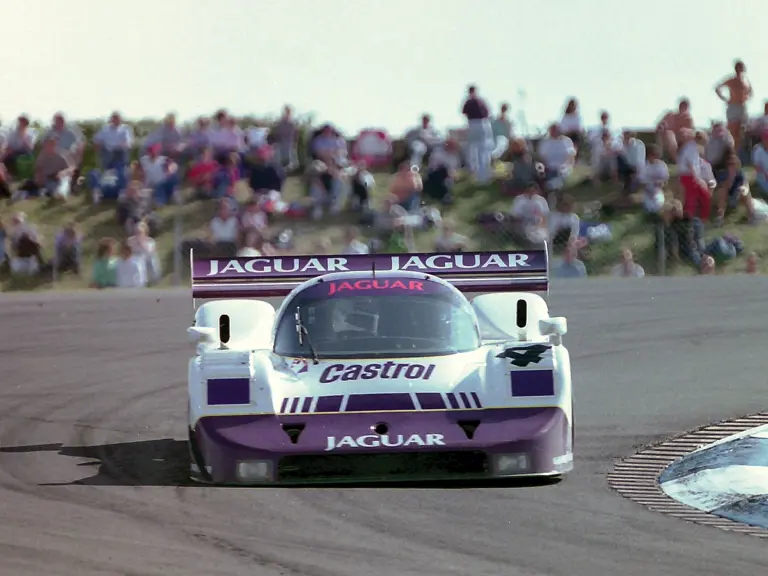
[189,248,549,301]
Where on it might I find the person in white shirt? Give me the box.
[640,144,669,213]
[128,221,161,283]
[510,183,550,245]
[752,128,768,195]
[406,114,443,168]
[94,112,133,169]
[433,218,469,252]
[559,98,583,157]
[209,200,240,256]
[115,241,147,288]
[139,144,180,205]
[591,129,618,184]
[676,129,712,220]
[548,194,580,250]
[612,248,645,278]
[537,124,576,185]
[616,130,646,191]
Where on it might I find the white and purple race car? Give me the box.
[186,248,573,485]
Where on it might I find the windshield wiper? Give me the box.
[294,306,320,364]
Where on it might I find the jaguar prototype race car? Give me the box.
[186,248,573,485]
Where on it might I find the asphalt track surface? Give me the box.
[1,277,767,576]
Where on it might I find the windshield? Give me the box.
[274,279,480,359]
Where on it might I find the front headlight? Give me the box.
[236,460,273,482]
[494,453,530,474]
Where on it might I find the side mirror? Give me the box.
[187,326,217,345]
[539,317,567,345]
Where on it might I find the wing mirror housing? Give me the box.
[187,326,217,345]
[539,317,567,345]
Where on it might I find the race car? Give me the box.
[186,248,573,485]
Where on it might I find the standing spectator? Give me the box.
[677,129,711,220]
[93,112,133,170]
[139,144,180,205]
[53,222,82,276]
[389,162,423,212]
[552,241,587,278]
[405,114,443,168]
[612,248,645,278]
[90,238,118,289]
[128,221,161,283]
[559,98,583,157]
[715,60,753,151]
[537,124,576,186]
[639,144,669,214]
[491,103,513,160]
[115,241,147,288]
[1,115,37,178]
[751,128,768,196]
[271,105,299,171]
[461,85,493,184]
[656,99,694,160]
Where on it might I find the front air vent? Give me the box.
[282,424,306,444]
[457,420,481,440]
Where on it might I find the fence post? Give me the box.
[656,221,666,275]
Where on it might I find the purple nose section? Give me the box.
[196,406,565,455]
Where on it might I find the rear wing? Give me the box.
[190,248,549,302]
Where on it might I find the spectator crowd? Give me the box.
[0,59,767,288]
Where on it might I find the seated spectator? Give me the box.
[237,229,278,257]
[537,124,576,189]
[117,181,158,236]
[612,248,645,277]
[210,115,244,164]
[509,183,550,247]
[143,113,185,160]
[209,199,240,256]
[128,222,162,284]
[372,194,404,236]
[90,238,118,289]
[433,218,469,252]
[310,124,345,164]
[559,98,584,157]
[245,123,269,152]
[591,130,618,184]
[314,237,333,254]
[751,128,768,196]
[116,240,147,288]
[405,114,443,168]
[656,98,694,160]
[616,130,645,192]
[699,254,716,275]
[139,144,180,206]
[0,115,37,179]
[270,105,299,171]
[0,164,10,199]
[713,144,755,225]
[341,226,370,254]
[348,160,375,211]
[24,136,76,201]
[245,146,285,197]
[306,159,345,220]
[7,212,45,276]
[42,112,85,184]
[187,147,220,198]
[657,200,700,266]
[552,241,587,278]
[423,139,462,204]
[93,111,133,170]
[53,222,82,276]
[213,152,242,210]
[639,144,670,214]
[389,161,423,212]
[548,194,580,252]
[502,138,543,196]
[0,219,7,272]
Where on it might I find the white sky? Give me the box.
[3,0,766,135]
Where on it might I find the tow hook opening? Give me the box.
[373,423,389,435]
[281,423,306,444]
